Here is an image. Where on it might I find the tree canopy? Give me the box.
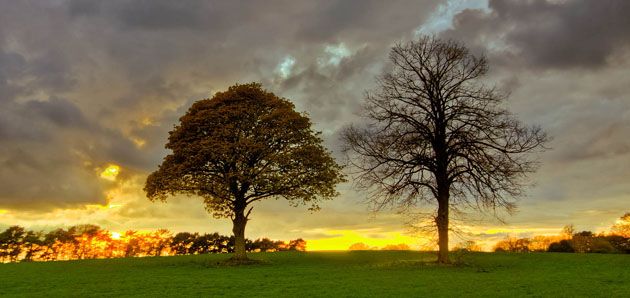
[145,83,345,260]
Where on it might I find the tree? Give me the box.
[287,238,307,251]
[562,224,575,239]
[68,224,101,259]
[572,231,594,253]
[41,228,74,261]
[611,213,630,237]
[348,242,372,250]
[150,229,173,256]
[0,226,26,262]
[381,243,411,251]
[548,240,574,253]
[171,232,197,255]
[454,240,482,252]
[342,36,548,263]
[251,238,277,252]
[145,83,345,260]
[22,231,44,262]
[493,236,530,253]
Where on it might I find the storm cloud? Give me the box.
[0,0,629,237]
[0,0,438,209]
[442,0,630,69]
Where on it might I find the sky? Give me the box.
[1,0,629,251]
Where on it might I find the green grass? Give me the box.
[1,251,629,297]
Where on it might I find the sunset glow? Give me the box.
[1,0,629,262]
[1,1,630,297]
[100,165,121,181]
[307,230,423,251]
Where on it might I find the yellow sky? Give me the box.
[0,162,622,252]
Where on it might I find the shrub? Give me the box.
[548,240,575,253]
[590,238,616,254]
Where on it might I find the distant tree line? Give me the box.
[0,225,306,263]
[493,213,630,254]
[347,243,411,251]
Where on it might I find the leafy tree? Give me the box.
[381,243,411,251]
[0,226,26,262]
[528,236,557,252]
[602,235,630,254]
[342,36,548,263]
[493,236,531,253]
[348,242,372,251]
[68,224,101,259]
[251,238,277,252]
[145,83,345,260]
[287,238,307,251]
[171,232,198,255]
[41,228,74,261]
[22,231,44,262]
[191,233,224,254]
[572,231,594,253]
[611,213,630,237]
[590,238,615,254]
[150,229,173,256]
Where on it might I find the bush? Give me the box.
[590,238,616,254]
[548,240,575,253]
[603,235,630,253]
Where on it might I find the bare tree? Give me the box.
[342,36,548,263]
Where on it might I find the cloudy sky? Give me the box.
[1,0,629,250]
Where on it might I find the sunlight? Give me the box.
[307,229,420,251]
[131,137,146,148]
[482,227,560,235]
[141,117,154,126]
[100,164,120,181]
[111,232,121,240]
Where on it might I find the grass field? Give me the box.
[1,251,629,297]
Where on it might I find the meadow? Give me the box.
[1,251,629,297]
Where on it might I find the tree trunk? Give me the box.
[436,187,450,264]
[231,209,248,260]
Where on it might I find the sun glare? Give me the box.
[307,230,420,251]
[100,164,120,181]
[111,232,121,240]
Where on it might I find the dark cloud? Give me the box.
[24,97,89,128]
[0,0,628,235]
[0,0,438,210]
[442,0,630,69]
[0,96,152,209]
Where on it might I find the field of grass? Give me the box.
[1,251,629,297]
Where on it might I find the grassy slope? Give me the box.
[1,251,629,297]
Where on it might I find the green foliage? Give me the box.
[2,252,630,296]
